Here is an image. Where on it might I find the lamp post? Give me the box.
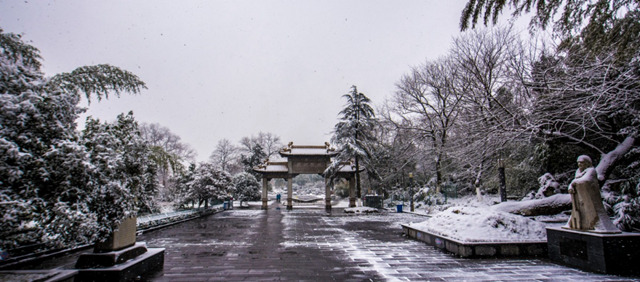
[409,172,414,212]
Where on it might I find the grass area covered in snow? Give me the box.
[406,206,548,242]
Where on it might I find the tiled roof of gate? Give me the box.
[279,142,338,157]
[254,161,288,173]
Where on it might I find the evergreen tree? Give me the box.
[172,163,197,209]
[331,85,376,198]
[460,0,640,63]
[240,144,267,178]
[188,163,234,208]
[0,28,147,249]
[82,112,159,218]
[232,172,261,206]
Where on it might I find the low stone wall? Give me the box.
[0,208,220,270]
[137,208,220,233]
[402,225,547,258]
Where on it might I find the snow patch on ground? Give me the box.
[344,207,379,214]
[407,206,547,242]
[333,199,351,208]
[328,211,423,229]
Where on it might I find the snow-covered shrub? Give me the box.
[602,146,640,232]
[233,172,261,203]
[413,186,431,203]
[612,194,640,232]
[533,173,561,198]
[418,186,446,206]
[603,179,640,232]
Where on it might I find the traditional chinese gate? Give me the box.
[253,142,360,210]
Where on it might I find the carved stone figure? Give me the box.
[565,155,620,233]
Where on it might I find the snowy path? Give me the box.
[138,203,636,281]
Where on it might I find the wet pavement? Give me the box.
[138,203,637,281]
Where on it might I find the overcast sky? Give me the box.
[1,0,487,162]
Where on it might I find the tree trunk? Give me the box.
[435,153,442,194]
[475,162,483,201]
[498,164,506,202]
[355,156,361,199]
[595,136,636,181]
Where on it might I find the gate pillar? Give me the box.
[325,177,331,210]
[349,177,356,207]
[287,176,293,210]
[261,178,268,210]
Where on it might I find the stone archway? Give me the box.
[253,142,361,210]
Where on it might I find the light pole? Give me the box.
[409,172,414,212]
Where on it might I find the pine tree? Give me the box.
[331,86,376,198]
[241,144,267,178]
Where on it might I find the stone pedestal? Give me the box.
[547,227,640,276]
[75,246,164,282]
[76,242,148,269]
[75,217,165,281]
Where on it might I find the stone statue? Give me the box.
[565,155,620,233]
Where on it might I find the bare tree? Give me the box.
[209,139,240,173]
[257,132,283,158]
[141,123,196,162]
[140,123,196,197]
[239,132,283,159]
[449,27,536,197]
[369,110,422,194]
[531,50,639,180]
[391,56,467,193]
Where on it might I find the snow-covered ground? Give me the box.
[344,207,379,213]
[406,206,548,242]
[400,193,573,242]
[152,191,568,244]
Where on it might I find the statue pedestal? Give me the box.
[75,244,164,281]
[75,217,164,281]
[547,227,640,276]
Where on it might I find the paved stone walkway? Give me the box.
[139,203,637,281]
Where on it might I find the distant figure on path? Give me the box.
[565,155,620,233]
